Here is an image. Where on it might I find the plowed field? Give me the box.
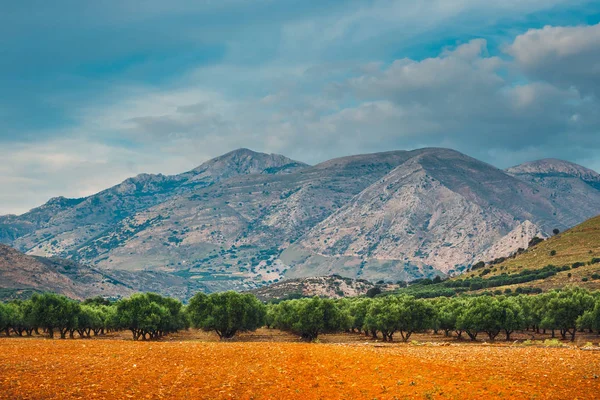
[1,337,599,399]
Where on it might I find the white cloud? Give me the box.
[2,12,600,214]
[505,23,600,96]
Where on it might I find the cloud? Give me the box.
[1,1,600,214]
[505,23,600,96]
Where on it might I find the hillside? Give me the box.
[461,214,600,291]
[0,244,211,301]
[0,244,134,301]
[1,147,600,293]
[248,275,387,301]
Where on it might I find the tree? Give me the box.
[498,297,525,340]
[395,296,435,341]
[434,298,459,337]
[0,302,11,336]
[187,292,265,339]
[577,298,600,333]
[457,297,503,341]
[7,300,36,337]
[348,298,372,334]
[31,293,80,339]
[365,297,401,341]
[366,287,382,298]
[271,297,349,341]
[116,293,183,341]
[541,288,595,341]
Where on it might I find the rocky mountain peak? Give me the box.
[506,159,600,182]
[188,148,308,182]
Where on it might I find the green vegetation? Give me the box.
[269,297,350,341]
[1,286,599,344]
[187,291,266,339]
[468,215,600,279]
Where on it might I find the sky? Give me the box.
[1,0,600,215]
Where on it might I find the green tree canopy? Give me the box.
[187,291,266,339]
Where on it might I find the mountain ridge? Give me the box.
[1,147,600,294]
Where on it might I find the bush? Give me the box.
[549,250,556,256]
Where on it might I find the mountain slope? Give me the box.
[69,151,413,291]
[0,244,134,300]
[1,149,307,260]
[282,149,600,281]
[0,244,214,301]
[459,214,600,292]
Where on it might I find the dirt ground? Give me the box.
[1,330,599,399]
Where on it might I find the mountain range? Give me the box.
[2,147,600,297]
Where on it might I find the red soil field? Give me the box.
[1,334,599,399]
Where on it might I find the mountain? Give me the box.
[282,149,600,281]
[1,147,600,295]
[0,149,306,258]
[67,150,412,292]
[506,158,600,184]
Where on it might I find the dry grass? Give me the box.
[460,215,600,291]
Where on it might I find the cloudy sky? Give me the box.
[1,1,600,215]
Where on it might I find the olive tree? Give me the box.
[31,293,81,339]
[271,297,350,341]
[116,293,183,340]
[187,291,265,339]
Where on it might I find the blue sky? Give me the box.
[1,0,600,214]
